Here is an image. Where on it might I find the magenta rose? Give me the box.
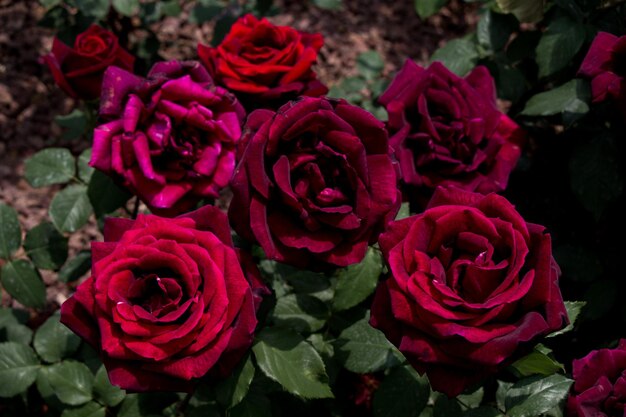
[90,61,245,216]
[567,340,626,417]
[370,186,568,397]
[379,60,525,200]
[60,205,268,391]
[229,97,401,269]
[42,25,135,100]
[578,32,626,117]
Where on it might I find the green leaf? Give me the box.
[395,202,411,221]
[33,313,81,363]
[229,392,273,417]
[521,79,590,117]
[55,109,88,141]
[0,203,21,260]
[0,308,29,327]
[536,18,586,78]
[433,394,463,417]
[58,251,92,283]
[496,380,513,412]
[496,0,544,23]
[373,365,430,417]
[464,406,505,417]
[1,259,46,309]
[312,0,343,10]
[252,327,333,399]
[40,0,62,8]
[357,50,384,80]
[24,222,68,270]
[50,184,93,233]
[333,248,383,311]
[117,393,180,417]
[93,365,125,407]
[75,0,110,19]
[549,301,586,337]
[570,137,623,220]
[273,294,330,333]
[87,171,132,218]
[188,2,222,24]
[415,0,449,18]
[504,374,573,417]
[477,10,517,52]
[37,367,65,410]
[2,323,33,345]
[0,342,40,398]
[335,318,402,373]
[212,13,239,46]
[78,149,94,183]
[112,0,139,16]
[61,402,106,417]
[431,38,479,76]
[510,345,564,377]
[25,148,75,188]
[495,63,527,103]
[215,355,255,409]
[47,361,94,405]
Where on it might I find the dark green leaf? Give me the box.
[496,380,513,412]
[47,361,94,405]
[2,323,33,345]
[40,0,62,8]
[212,13,239,46]
[396,202,411,221]
[570,137,623,220]
[431,38,479,76]
[549,301,586,337]
[77,149,94,183]
[357,50,384,80]
[373,365,430,417]
[61,401,106,417]
[75,0,110,19]
[477,10,517,52]
[229,392,272,417]
[464,406,505,417]
[50,184,93,233]
[496,0,544,23]
[1,259,46,308]
[521,79,590,116]
[55,110,88,141]
[433,394,463,417]
[536,18,586,78]
[33,313,81,363]
[112,0,139,16]
[94,365,125,407]
[273,294,330,333]
[58,251,92,283]
[87,171,132,217]
[0,203,21,260]
[333,248,383,311]
[252,327,333,399]
[37,367,65,410]
[312,0,343,10]
[504,374,573,417]
[25,148,75,188]
[414,0,449,18]
[117,393,180,417]
[335,318,402,373]
[0,342,40,398]
[215,355,254,409]
[510,345,564,377]
[189,2,222,24]
[24,222,68,270]
[0,308,29,327]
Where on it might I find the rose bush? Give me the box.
[42,25,135,100]
[379,60,525,199]
[567,340,626,417]
[90,60,245,216]
[198,14,328,110]
[370,186,568,396]
[229,96,400,269]
[60,205,267,391]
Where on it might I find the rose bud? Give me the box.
[578,32,626,117]
[370,186,568,397]
[567,340,626,417]
[379,60,525,202]
[90,60,245,216]
[198,14,328,111]
[42,25,135,100]
[60,205,268,392]
[229,97,401,270]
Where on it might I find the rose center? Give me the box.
[77,36,108,56]
[128,272,183,316]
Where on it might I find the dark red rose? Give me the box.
[567,340,626,417]
[90,61,245,216]
[60,205,268,392]
[229,97,401,269]
[578,32,626,117]
[198,14,328,110]
[42,25,135,100]
[370,186,568,397]
[379,60,524,200]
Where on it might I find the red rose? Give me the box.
[42,25,135,100]
[578,32,626,117]
[370,186,568,397]
[567,340,626,417]
[60,205,268,391]
[229,97,401,269]
[379,60,524,200]
[198,14,328,110]
[90,61,245,216]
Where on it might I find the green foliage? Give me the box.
[25,148,76,188]
[536,17,587,78]
[50,184,94,233]
[46,361,95,405]
[510,345,565,377]
[58,251,92,283]
[549,301,586,337]
[496,0,544,23]
[34,313,81,363]
[1,259,46,308]
[415,0,449,19]
[521,80,590,118]
[312,0,343,10]
[55,109,88,141]
[431,38,479,76]
[332,247,383,312]
[215,355,255,409]
[87,171,132,218]
[0,342,40,398]
[24,222,68,270]
[93,366,125,407]
[373,365,430,417]
[503,374,573,417]
[0,203,21,260]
